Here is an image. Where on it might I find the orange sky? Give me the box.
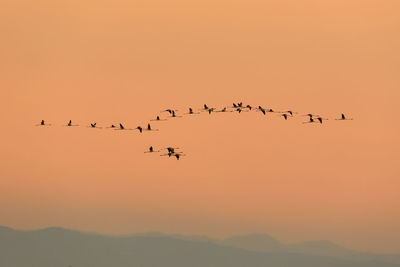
[1,0,399,253]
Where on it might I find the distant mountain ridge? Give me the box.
[220,233,400,264]
[0,226,399,267]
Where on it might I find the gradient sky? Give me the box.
[1,0,399,253]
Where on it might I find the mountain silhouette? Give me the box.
[0,226,399,267]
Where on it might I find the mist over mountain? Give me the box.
[1,226,399,267]
[220,234,400,265]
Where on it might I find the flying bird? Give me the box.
[145,146,154,153]
[36,120,51,126]
[216,107,228,112]
[235,108,246,113]
[257,106,266,115]
[161,151,185,160]
[336,113,353,120]
[303,117,316,124]
[65,120,79,127]
[174,153,183,160]
[286,110,297,116]
[151,115,167,121]
[145,146,162,153]
[185,107,199,115]
[303,113,317,119]
[162,109,174,114]
[316,117,328,124]
[145,123,159,131]
[165,147,180,154]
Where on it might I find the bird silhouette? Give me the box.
[282,114,288,120]
[316,117,328,124]
[36,120,51,126]
[145,123,159,131]
[144,146,162,153]
[336,113,353,120]
[162,109,174,114]
[174,153,183,160]
[303,113,317,119]
[165,147,181,154]
[151,115,167,121]
[136,126,143,133]
[303,117,316,124]
[65,120,79,127]
[119,123,125,130]
[90,123,96,128]
[257,106,266,115]
[169,110,182,118]
[216,107,228,112]
[185,107,199,115]
[286,110,296,116]
[161,151,185,160]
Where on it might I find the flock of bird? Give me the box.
[36,102,353,160]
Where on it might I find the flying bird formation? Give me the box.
[36,102,354,160]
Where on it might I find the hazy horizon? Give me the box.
[2,225,400,267]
